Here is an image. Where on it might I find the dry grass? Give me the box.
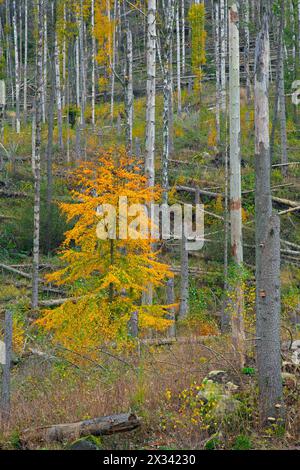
[0,336,299,450]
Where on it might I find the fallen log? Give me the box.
[0,263,32,280]
[141,336,218,347]
[39,297,78,307]
[0,190,29,198]
[21,413,141,444]
[176,185,222,199]
[278,206,300,216]
[272,196,300,208]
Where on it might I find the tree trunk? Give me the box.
[21,413,141,444]
[228,0,245,366]
[255,11,284,425]
[12,0,20,133]
[179,228,189,320]
[125,21,133,155]
[32,0,44,311]
[145,0,156,188]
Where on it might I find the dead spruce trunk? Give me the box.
[255,12,284,425]
[228,0,245,366]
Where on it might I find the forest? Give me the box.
[0,0,300,454]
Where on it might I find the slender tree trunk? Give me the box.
[179,228,189,320]
[42,7,47,124]
[278,0,288,177]
[54,32,63,150]
[255,12,283,425]
[181,0,185,76]
[32,0,44,311]
[23,0,28,123]
[162,0,175,204]
[91,0,96,126]
[46,2,55,255]
[145,0,156,188]
[12,0,20,133]
[166,277,176,337]
[228,0,245,367]
[125,21,133,155]
[213,0,221,144]
[243,0,251,102]
[220,0,227,112]
[176,4,182,116]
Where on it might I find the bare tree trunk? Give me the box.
[162,0,175,204]
[220,0,227,112]
[243,0,251,102]
[46,1,55,255]
[181,0,185,76]
[278,0,288,177]
[42,6,47,124]
[166,277,176,337]
[91,0,96,126]
[125,21,133,155]
[32,0,44,311]
[12,0,20,133]
[255,11,284,426]
[213,0,221,144]
[1,310,12,422]
[228,0,245,367]
[145,0,156,188]
[179,228,189,320]
[54,31,63,150]
[23,0,28,123]
[176,4,182,116]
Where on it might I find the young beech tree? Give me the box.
[37,148,174,356]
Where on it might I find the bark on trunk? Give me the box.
[255,12,284,425]
[21,413,141,444]
[228,0,245,366]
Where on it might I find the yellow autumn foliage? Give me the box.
[37,147,174,357]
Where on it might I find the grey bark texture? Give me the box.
[255,12,284,425]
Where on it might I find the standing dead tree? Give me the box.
[255,10,284,426]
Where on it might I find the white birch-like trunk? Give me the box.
[32,0,44,310]
[42,8,47,124]
[145,0,156,188]
[12,0,20,133]
[176,4,182,116]
[91,0,96,126]
[162,0,175,204]
[228,0,245,366]
[23,0,28,122]
[54,32,63,150]
[181,0,185,76]
[243,0,251,103]
[213,0,221,144]
[255,12,283,425]
[125,22,133,155]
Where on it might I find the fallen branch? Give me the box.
[0,190,29,198]
[39,297,77,307]
[0,263,32,280]
[278,206,300,216]
[0,214,17,220]
[272,196,300,208]
[141,335,218,347]
[21,413,141,444]
[176,185,222,199]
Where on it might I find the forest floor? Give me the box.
[0,90,300,449]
